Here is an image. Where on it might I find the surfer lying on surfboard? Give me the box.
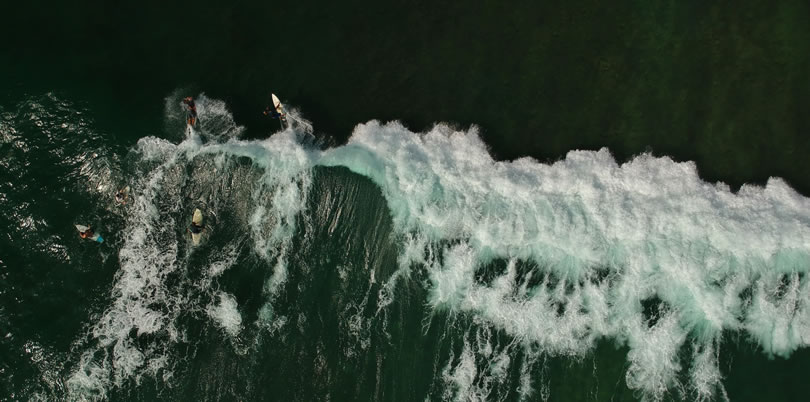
[75,224,103,243]
[78,226,94,239]
[183,96,197,126]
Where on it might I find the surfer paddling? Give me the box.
[183,96,197,127]
[76,224,104,243]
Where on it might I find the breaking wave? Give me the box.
[12,94,806,401]
[322,121,810,400]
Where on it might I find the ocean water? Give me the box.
[2,93,809,401]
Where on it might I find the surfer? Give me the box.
[263,105,282,119]
[79,226,94,239]
[189,208,205,245]
[189,221,204,235]
[183,96,197,126]
[115,187,129,205]
[264,93,288,129]
[75,224,104,243]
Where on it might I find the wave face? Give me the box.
[2,94,810,401]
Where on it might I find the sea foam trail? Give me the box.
[320,120,810,400]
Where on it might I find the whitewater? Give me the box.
[4,94,809,401]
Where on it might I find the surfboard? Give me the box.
[191,208,204,246]
[75,224,104,243]
[271,93,288,128]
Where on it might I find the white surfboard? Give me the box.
[75,224,103,243]
[271,93,283,114]
[271,93,288,128]
[191,209,204,246]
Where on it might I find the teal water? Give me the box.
[4,2,810,401]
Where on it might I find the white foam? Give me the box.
[193,94,244,140]
[67,102,313,400]
[321,120,810,399]
[438,328,515,402]
[66,356,110,401]
[193,132,317,330]
[689,341,725,402]
[68,138,185,397]
[206,243,241,278]
[207,292,243,337]
[441,340,479,401]
[64,103,810,400]
[624,311,687,399]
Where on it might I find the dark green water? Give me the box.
[3,2,810,401]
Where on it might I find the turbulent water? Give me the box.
[2,93,810,401]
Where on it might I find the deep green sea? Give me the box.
[3,2,810,401]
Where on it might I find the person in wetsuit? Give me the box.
[183,97,197,126]
[189,221,204,234]
[263,105,282,119]
[115,188,128,205]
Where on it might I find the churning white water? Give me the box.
[66,98,810,401]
